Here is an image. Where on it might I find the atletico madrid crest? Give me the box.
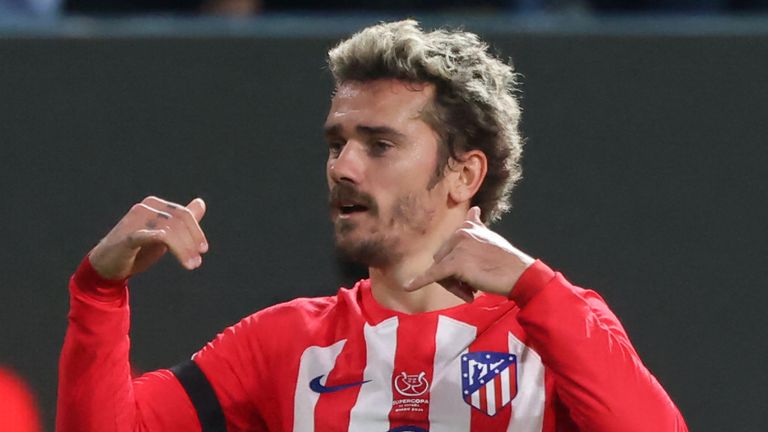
[461,351,517,416]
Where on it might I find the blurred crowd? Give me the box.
[1,0,768,18]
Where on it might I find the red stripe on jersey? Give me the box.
[478,381,488,413]
[387,314,438,431]
[494,372,504,412]
[542,367,559,432]
[313,324,368,429]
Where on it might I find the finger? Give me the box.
[124,229,169,274]
[125,229,169,249]
[466,206,483,224]
[404,258,455,292]
[186,198,207,223]
[132,203,202,269]
[186,198,209,253]
[438,277,475,303]
[126,228,200,270]
[163,214,203,265]
[128,203,173,231]
[167,199,208,253]
[142,196,201,219]
[143,197,208,254]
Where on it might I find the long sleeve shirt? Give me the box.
[57,257,688,431]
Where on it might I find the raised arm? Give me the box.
[407,206,688,431]
[57,196,208,432]
[510,261,688,431]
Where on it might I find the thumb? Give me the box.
[187,198,207,222]
[466,206,482,224]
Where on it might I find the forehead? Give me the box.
[326,79,435,127]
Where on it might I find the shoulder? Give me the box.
[194,283,365,366]
[233,282,364,335]
[195,281,368,363]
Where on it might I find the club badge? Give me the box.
[461,352,517,416]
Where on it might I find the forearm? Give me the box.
[56,258,199,432]
[56,258,137,432]
[511,262,688,431]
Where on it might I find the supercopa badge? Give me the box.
[461,351,517,416]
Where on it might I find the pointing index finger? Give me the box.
[404,259,452,292]
[405,267,475,303]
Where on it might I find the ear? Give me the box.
[448,150,487,205]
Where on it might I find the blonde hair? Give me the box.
[328,19,523,223]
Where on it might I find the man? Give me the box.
[57,20,688,431]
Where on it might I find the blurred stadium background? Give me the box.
[1,2,767,431]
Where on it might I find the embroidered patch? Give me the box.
[461,352,517,416]
[392,371,430,415]
[394,371,429,397]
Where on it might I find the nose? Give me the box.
[328,141,364,185]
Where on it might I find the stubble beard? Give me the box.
[334,192,435,269]
[335,228,400,268]
[330,182,396,267]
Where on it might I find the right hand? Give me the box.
[88,196,209,281]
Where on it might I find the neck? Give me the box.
[368,207,470,314]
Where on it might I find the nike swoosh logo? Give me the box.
[309,375,370,393]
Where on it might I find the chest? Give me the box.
[278,314,549,432]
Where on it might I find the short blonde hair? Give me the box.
[328,19,523,223]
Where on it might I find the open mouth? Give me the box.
[339,204,369,215]
[329,183,375,218]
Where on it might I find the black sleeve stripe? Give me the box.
[171,359,228,432]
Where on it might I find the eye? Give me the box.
[369,140,394,156]
[327,140,344,157]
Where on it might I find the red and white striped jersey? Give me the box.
[58,259,688,432]
[190,261,686,432]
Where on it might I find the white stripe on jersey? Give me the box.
[292,339,347,432]
[470,389,481,412]
[429,315,477,432]
[507,332,545,432]
[501,366,511,405]
[348,317,399,432]
[485,380,497,415]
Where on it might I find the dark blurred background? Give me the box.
[1,2,767,432]
[2,0,768,18]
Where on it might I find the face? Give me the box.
[325,79,450,268]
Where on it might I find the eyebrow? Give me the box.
[323,124,407,140]
[323,124,342,138]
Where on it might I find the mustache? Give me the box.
[329,183,378,213]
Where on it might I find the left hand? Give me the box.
[404,206,535,302]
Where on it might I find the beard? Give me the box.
[334,230,400,268]
[330,182,397,267]
[330,183,436,268]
